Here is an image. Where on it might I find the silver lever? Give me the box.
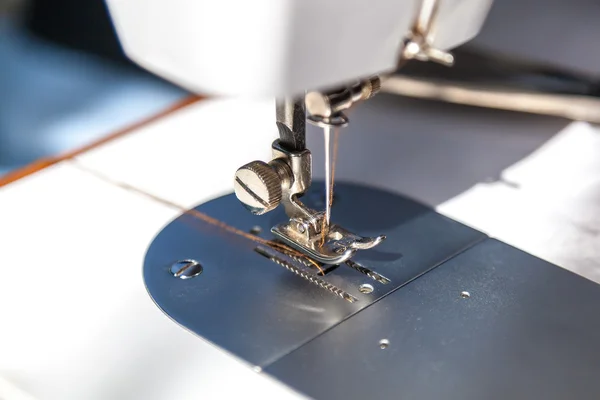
[400,0,454,66]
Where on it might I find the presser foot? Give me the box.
[272,214,386,265]
[234,140,385,264]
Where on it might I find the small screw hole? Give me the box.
[359,283,374,294]
[249,226,262,235]
[461,291,470,299]
[379,339,389,349]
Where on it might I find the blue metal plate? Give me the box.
[266,239,600,400]
[143,182,485,367]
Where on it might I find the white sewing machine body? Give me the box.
[105,0,491,96]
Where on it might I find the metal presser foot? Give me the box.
[234,81,388,264]
[234,140,385,264]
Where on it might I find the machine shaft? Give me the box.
[276,98,306,152]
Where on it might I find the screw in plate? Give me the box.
[170,260,203,279]
[379,339,390,349]
[460,291,471,299]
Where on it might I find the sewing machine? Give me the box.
[1,0,600,399]
[107,0,495,263]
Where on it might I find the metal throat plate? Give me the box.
[144,183,600,399]
[143,182,485,368]
[266,239,600,400]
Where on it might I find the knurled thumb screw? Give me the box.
[234,161,283,215]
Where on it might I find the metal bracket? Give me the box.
[305,77,381,128]
[400,0,454,66]
[269,141,385,264]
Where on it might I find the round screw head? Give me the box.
[234,161,282,215]
[171,260,203,279]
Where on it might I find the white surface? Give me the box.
[0,376,36,400]
[439,121,600,284]
[105,0,491,96]
[0,162,304,400]
[74,98,275,209]
[502,122,600,192]
[1,97,599,398]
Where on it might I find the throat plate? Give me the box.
[143,182,485,368]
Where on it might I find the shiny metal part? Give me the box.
[170,260,203,279]
[235,139,385,264]
[323,126,332,233]
[269,141,385,264]
[382,75,600,123]
[275,98,306,151]
[400,0,454,66]
[271,140,314,222]
[345,259,391,284]
[272,219,386,265]
[306,76,381,127]
[233,139,311,219]
[255,246,358,303]
[234,161,283,215]
[235,86,389,264]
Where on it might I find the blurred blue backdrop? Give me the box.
[0,1,187,176]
